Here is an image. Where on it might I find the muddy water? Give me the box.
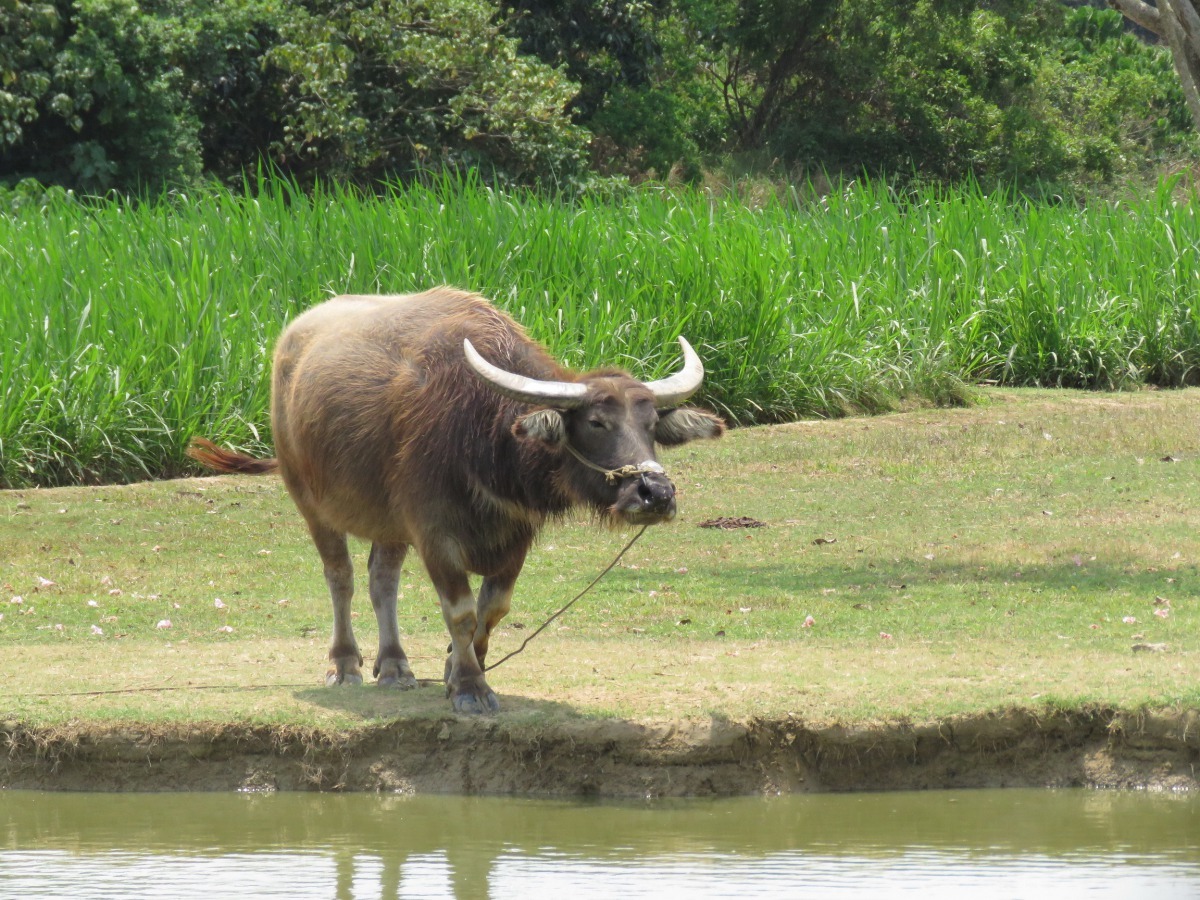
[0,788,1197,899]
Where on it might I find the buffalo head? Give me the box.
[464,337,724,525]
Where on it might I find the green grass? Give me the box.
[2,389,1197,728]
[4,175,1200,487]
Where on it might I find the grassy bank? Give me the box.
[2,389,1197,734]
[4,177,1200,487]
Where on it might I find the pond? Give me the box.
[1,788,1197,898]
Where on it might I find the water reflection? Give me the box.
[1,789,1198,898]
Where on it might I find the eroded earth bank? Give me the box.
[3,707,1197,796]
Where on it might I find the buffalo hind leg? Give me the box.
[428,562,499,715]
[309,523,363,686]
[368,542,417,688]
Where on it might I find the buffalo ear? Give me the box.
[655,407,725,446]
[513,408,566,446]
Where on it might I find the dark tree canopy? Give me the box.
[0,0,1194,195]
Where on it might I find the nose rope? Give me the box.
[562,442,665,484]
[484,524,648,673]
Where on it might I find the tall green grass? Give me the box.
[3,175,1200,487]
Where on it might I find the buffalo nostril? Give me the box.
[639,474,675,509]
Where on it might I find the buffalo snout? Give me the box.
[616,471,677,523]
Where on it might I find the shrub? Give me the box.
[263,0,589,186]
[0,0,204,192]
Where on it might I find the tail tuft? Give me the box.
[187,437,279,475]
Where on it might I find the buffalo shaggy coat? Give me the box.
[190,288,723,713]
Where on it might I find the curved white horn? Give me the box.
[464,339,589,408]
[644,337,705,408]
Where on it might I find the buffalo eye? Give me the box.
[588,418,606,430]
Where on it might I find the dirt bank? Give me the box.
[3,706,1197,796]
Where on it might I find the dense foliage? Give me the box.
[3,176,1200,487]
[0,1,1194,193]
[0,0,588,192]
[583,0,1197,189]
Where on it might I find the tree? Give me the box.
[0,0,205,192]
[660,0,1191,190]
[1109,1,1200,133]
[504,0,663,120]
[680,0,1064,183]
[0,0,287,193]
[266,0,588,185]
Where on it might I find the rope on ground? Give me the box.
[30,682,319,698]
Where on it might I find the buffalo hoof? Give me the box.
[452,689,500,715]
[376,658,418,689]
[378,672,418,689]
[326,653,364,686]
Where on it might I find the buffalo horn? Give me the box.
[464,339,589,407]
[644,337,705,408]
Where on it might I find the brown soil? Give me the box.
[3,707,1197,796]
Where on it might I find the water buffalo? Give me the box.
[189,287,723,713]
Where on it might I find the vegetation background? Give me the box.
[1,0,1195,197]
[3,0,1200,489]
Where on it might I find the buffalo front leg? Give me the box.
[308,523,363,686]
[472,554,524,670]
[427,562,499,715]
[368,542,417,688]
